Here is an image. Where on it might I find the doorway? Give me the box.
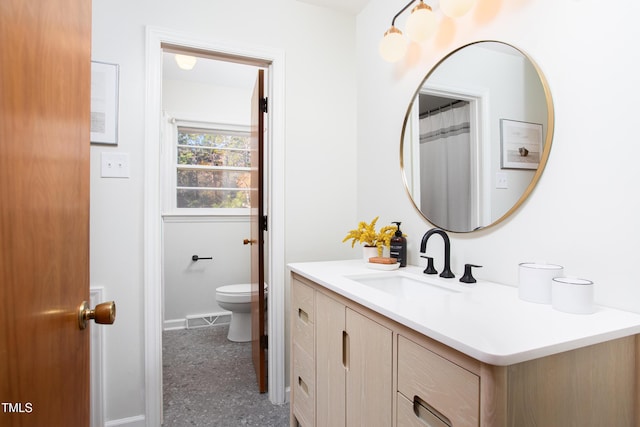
[406,85,490,230]
[144,28,286,426]
[160,51,262,331]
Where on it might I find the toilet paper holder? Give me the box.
[192,255,213,261]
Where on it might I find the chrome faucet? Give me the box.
[420,228,455,278]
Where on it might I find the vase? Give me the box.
[362,245,378,262]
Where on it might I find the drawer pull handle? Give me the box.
[342,330,349,370]
[413,395,452,427]
[298,308,309,323]
[298,376,309,396]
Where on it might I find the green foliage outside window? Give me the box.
[177,128,251,209]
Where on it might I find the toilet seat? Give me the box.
[215,283,267,304]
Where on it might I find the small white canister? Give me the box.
[551,277,595,314]
[518,262,564,304]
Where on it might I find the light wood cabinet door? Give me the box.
[315,292,346,427]
[315,293,393,427]
[346,308,393,427]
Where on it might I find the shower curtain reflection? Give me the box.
[419,101,472,231]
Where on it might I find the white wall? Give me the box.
[91,0,357,423]
[163,219,251,328]
[356,0,640,312]
[163,79,251,124]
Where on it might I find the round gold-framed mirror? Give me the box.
[401,40,554,233]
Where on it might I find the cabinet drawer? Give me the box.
[397,392,451,427]
[293,344,315,427]
[398,336,479,427]
[292,279,315,356]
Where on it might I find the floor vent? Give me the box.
[185,313,231,329]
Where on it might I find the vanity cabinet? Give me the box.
[290,272,640,427]
[292,275,392,427]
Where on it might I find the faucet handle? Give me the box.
[460,264,482,284]
[420,255,438,275]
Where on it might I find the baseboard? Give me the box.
[105,414,145,427]
[163,311,231,331]
[163,318,186,330]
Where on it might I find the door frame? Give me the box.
[144,27,286,426]
[418,83,491,228]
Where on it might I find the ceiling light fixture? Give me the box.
[175,54,197,70]
[379,0,477,63]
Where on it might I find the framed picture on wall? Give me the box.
[90,61,119,145]
[500,119,543,169]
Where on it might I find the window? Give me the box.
[175,126,251,210]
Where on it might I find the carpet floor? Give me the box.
[163,325,290,426]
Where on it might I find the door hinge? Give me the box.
[260,97,268,113]
[261,334,268,349]
[262,215,268,231]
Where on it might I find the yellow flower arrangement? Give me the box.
[342,216,396,256]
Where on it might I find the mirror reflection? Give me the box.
[401,41,554,233]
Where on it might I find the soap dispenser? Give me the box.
[390,222,407,267]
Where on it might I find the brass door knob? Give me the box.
[78,301,116,330]
[243,238,257,245]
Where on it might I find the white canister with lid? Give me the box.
[518,262,564,304]
[551,277,595,314]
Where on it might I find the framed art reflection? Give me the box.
[500,119,542,170]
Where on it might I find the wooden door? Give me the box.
[0,0,92,425]
[250,69,267,392]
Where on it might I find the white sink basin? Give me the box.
[346,271,461,300]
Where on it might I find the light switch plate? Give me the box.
[101,152,130,178]
[496,172,508,189]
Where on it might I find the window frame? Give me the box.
[162,118,252,217]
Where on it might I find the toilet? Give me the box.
[215,283,267,342]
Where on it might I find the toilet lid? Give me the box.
[216,283,268,297]
[216,283,251,296]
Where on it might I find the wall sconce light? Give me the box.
[379,0,476,62]
[175,54,197,70]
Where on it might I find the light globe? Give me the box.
[175,54,197,70]
[406,2,437,42]
[379,27,407,62]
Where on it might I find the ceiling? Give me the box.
[162,52,258,89]
[295,0,370,15]
[162,0,372,87]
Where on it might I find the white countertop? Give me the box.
[288,259,640,366]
